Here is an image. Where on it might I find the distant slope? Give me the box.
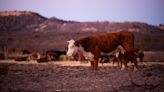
[59,21,163,33]
[0,11,47,31]
[35,17,77,31]
[0,11,163,33]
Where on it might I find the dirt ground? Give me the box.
[0,60,164,92]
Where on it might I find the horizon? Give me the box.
[0,0,164,26]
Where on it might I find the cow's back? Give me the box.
[95,32,121,53]
[75,36,97,52]
[75,31,134,54]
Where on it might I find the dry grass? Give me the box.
[0,31,163,52]
[144,51,164,62]
[0,31,100,52]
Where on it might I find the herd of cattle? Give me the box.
[0,31,145,70]
[0,49,67,62]
[13,50,67,62]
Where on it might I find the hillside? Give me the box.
[0,11,163,32]
[0,11,164,51]
[0,11,47,31]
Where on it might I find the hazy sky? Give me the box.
[0,0,163,25]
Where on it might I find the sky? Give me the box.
[0,0,163,25]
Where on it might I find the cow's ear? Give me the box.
[66,41,70,43]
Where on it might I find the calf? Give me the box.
[73,50,86,63]
[100,45,125,67]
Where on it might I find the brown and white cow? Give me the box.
[67,31,138,70]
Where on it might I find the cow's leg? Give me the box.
[140,57,146,65]
[132,57,138,71]
[130,52,139,71]
[111,56,116,66]
[112,59,115,66]
[98,58,103,66]
[116,58,121,67]
[121,60,125,70]
[79,52,83,64]
[90,61,94,70]
[121,64,125,70]
[113,57,119,67]
[80,55,82,64]
[93,56,99,70]
[120,60,123,68]
[134,60,138,71]
[90,60,98,70]
[93,46,100,70]
[94,60,98,70]
[136,57,140,63]
[121,60,128,70]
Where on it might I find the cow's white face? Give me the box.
[66,40,78,57]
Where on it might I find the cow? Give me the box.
[46,50,66,61]
[46,51,58,61]
[103,48,144,70]
[99,45,125,66]
[117,51,136,70]
[28,52,41,61]
[67,31,138,70]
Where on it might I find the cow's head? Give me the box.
[66,39,78,57]
[66,39,94,61]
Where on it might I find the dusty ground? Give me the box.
[0,60,164,92]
